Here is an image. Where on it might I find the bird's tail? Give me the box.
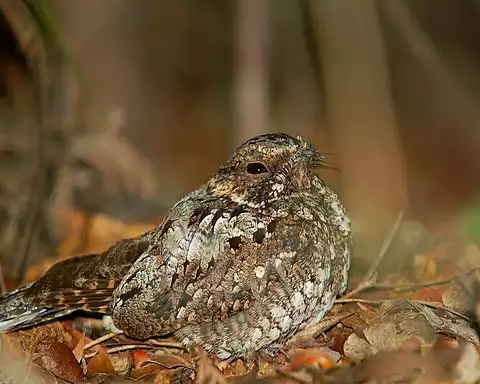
[0,284,73,333]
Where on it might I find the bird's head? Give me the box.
[206,133,326,206]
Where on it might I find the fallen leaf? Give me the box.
[133,349,151,369]
[87,345,115,375]
[154,368,177,384]
[222,359,248,377]
[343,333,378,361]
[71,332,85,362]
[33,341,84,383]
[442,278,474,314]
[412,286,444,302]
[432,335,460,351]
[147,353,194,370]
[290,348,339,369]
[0,334,51,383]
[414,252,438,281]
[195,353,226,384]
[330,324,354,355]
[109,352,131,377]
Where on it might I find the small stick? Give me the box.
[335,297,471,322]
[285,311,355,348]
[344,211,404,299]
[84,330,123,351]
[413,300,471,322]
[362,266,480,292]
[369,278,452,291]
[84,344,154,359]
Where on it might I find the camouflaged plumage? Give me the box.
[0,133,351,358]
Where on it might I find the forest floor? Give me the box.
[1,211,480,384]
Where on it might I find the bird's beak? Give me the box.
[302,144,322,167]
[289,144,320,190]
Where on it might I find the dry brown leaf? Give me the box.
[289,348,339,369]
[109,352,132,377]
[414,252,438,280]
[87,345,115,375]
[134,349,151,369]
[0,334,51,384]
[442,278,474,314]
[195,353,226,384]
[154,369,178,384]
[412,286,445,302]
[330,324,354,356]
[71,331,85,362]
[148,353,195,370]
[222,359,249,378]
[32,341,84,383]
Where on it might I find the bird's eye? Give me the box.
[246,162,269,175]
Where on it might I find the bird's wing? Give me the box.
[0,235,152,332]
[112,203,313,340]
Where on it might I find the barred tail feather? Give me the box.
[0,285,73,332]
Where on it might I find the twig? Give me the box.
[84,341,185,359]
[141,358,194,370]
[105,345,153,354]
[335,298,471,322]
[413,300,471,322]
[336,298,380,305]
[364,266,480,292]
[83,330,123,351]
[343,211,404,299]
[285,310,356,348]
[369,277,453,291]
[142,340,185,349]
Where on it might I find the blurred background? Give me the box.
[0,0,479,287]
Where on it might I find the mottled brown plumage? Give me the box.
[0,133,351,358]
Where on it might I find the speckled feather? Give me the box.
[0,133,351,359]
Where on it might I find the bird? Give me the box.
[0,133,351,359]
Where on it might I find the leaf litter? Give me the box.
[2,212,480,383]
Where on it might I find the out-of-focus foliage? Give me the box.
[460,197,480,243]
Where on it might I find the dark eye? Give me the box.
[246,162,269,174]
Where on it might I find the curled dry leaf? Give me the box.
[0,334,51,384]
[344,299,480,362]
[195,353,227,384]
[343,333,378,361]
[147,353,195,370]
[222,359,248,378]
[131,353,195,381]
[412,285,445,303]
[330,324,354,356]
[32,341,84,383]
[344,300,437,360]
[289,348,339,370]
[442,277,474,314]
[71,332,86,362]
[109,352,131,377]
[87,345,115,375]
[284,310,355,348]
[154,369,178,384]
[134,349,151,369]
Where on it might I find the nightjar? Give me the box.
[0,133,351,358]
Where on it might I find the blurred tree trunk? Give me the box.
[234,0,269,145]
[0,0,82,282]
[313,0,409,256]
